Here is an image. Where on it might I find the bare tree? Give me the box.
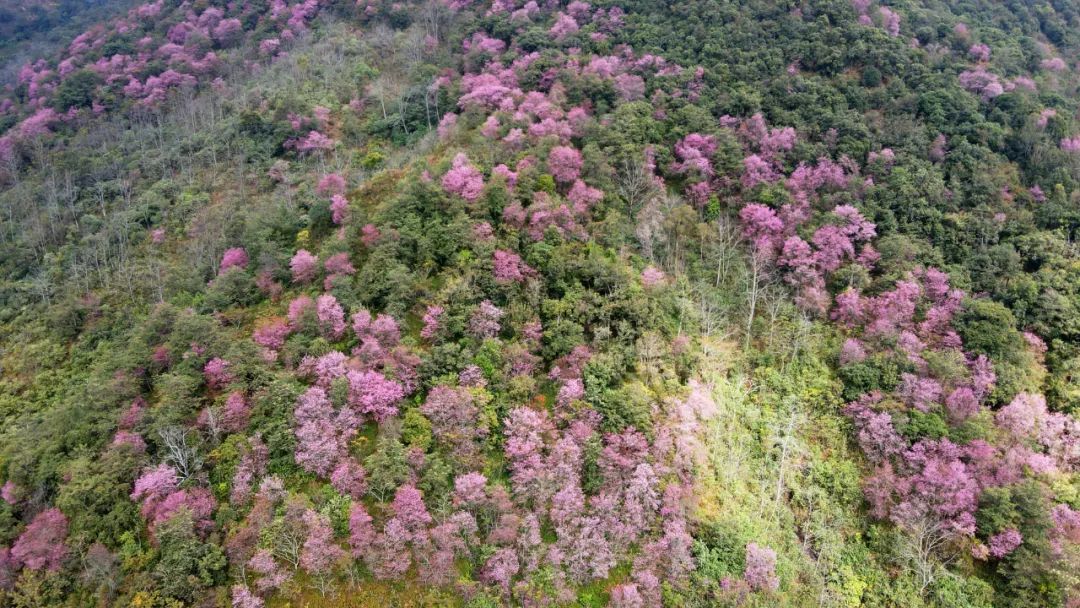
[616,157,658,219]
[400,28,425,73]
[743,248,776,351]
[366,24,399,66]
[158,426,202,481]
[367,75,392,121]
[202,406,222,445]
[634,197,664,261]
[661,200,696,274]
[763,282,788,354]
[420,0,450,45]
[783,309,815,372]
[81,543,120,600]
[710,216,742,288]
[897,514,960,594]
[692,279,735,345]
[636,331,666,378]
[266,518,305,571]
[768,398,807,512]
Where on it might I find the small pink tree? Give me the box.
[253,319,290,353]
[323,253,356,289]
[348,503,376,559]
[11,508,69,571]
[452,472,488,507]
[744,542,779,591]
[742,155,779,188]
[367,519,411,579]
[879,6,900,36]
[204,357,233,389]
[421,305,444,341]
[219,248,249,275]
[550,12,580,40]
[2,481,19,505]
[316,173,346,196]
[288,295,316,330]
[740,204,784,253]
[548,145,583,184]
[442,153,485,201]
[968,44,990,62]
[422,386,484,458]
[347,369,405,421]
[330,459,368,499]
[988,528,1022,558]
[330,194,349,225]
[221,391,251,432]
[231,585,265,608]
[316,294,347,340]
[301,509,346,576]
[290,250,319,283]
[249,549,291,593]
[361,224,381,247]
[469,300,504,339]
[672,133,717,177]
[231,436,268,505]
[494,250,534,284]
[294,387,347,476]
[641,266,666,287]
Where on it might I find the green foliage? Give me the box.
[418,453,454,514]
[1,0,1079,605]
[955,299,1023,361]
[898,409,950,441]
[928,575,995,608]
[364,435,410,502]
[401,408,433,451]
[693,522,746,581]
[152,512,227,603]
[52,70,101,111]
[318,488,353,536]
[54,450,143,547]
[837,355,900,401]
[203,268,259,311]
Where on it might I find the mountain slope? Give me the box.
[0,1,1078,607]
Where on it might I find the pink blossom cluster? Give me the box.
[831,262,1079,557]
[671,133,717,178]
[959,68,1005,100]
[10,508,69,571]
[421,305,444,341]
[469,300,504,339]
[204,357,234,389]
[323,252,356,289]
[503,194,587,241]
[1037,108,1057,128]
[1041,57,1067,72]
[442,153,485,201]
[751,202,876,313]
[290,249,319,283]
[878,6,901,36]
[548,146,583,184]
[493,249,535,284]
[1061,137,1080,152]
[131,464,217,537]
[350,308,402,367]
[219,247,249,274]
[641,266,666,287]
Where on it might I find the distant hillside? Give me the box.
[0,0,137,85]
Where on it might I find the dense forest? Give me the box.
[0,0,1078,606]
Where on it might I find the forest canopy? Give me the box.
[0,0,1078,607]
